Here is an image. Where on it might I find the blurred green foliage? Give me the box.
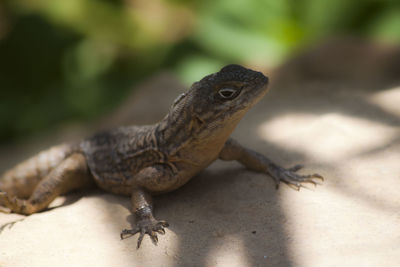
[0,0,399,144]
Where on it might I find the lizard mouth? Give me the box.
[249,74,269,103]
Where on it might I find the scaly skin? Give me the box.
[0,64,323,248]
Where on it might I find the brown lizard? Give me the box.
[0,64,323,248]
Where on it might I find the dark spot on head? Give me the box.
[220,64,246,73]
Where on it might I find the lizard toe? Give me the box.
[137,229,146,249]
[156,227,166,235]
[157,220,169,228]
[288,164,303,172]
[0,192,12,213]
[121,218,169,248]
[149,231,159,245]
[120,227,140,239]
[269,165,324,190]
[0,191,12,209]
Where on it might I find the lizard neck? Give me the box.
[154,102,241,159]
[155,103,194,151]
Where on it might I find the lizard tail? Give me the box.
[0,143,81,198]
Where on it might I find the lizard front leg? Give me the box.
[120,188,169,248]
[120,166,172,248]
[219,138,323,190]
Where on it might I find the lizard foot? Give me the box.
[120,218,169,248]
[268,164,324,190]
[0,191,31,214]
[0,191,15,213]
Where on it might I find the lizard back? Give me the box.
[80,125,164,193]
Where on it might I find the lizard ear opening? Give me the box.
[217,88,241,100]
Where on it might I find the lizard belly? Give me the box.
[90,170,133,196]
[146,167,202,195]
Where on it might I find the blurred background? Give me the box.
[1,0,400,145]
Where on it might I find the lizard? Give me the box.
[0,64,323,248]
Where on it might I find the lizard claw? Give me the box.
[120,218,169,249]
[268,163,324,190]
[288,164,303,172]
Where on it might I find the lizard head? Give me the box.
[164,64,269,141]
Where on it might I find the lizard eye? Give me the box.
[217,88,241,100]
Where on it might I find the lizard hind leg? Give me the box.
[0,143,78,199]
[0,153,93,215]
